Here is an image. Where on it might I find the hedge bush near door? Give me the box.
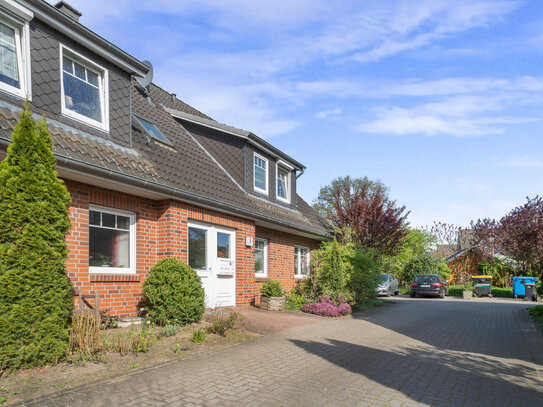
[0,105,73,371]
[142,258,205,326]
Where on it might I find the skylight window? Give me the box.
[134,116,172,145]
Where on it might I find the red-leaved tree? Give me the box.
[315,177,409,256]
[472,196,543,274]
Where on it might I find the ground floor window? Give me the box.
[255,238,267,276]
[89,206,136,273]
[294,246,309,277]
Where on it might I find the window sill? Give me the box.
[90,274,140,282]
[294,275,309,280]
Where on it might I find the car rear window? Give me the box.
[414,275,439,284]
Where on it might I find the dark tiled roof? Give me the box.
[148,83,213,120]
[0,106,158,181]
[0,86,327,237]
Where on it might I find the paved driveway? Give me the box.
[17,297,543,406]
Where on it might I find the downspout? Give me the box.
[129,76,133,148]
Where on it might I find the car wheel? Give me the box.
[410,293,416,298]
[394,290,399,296]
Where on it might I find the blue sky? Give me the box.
[62,0,543,228]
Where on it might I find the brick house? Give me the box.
[0,0,328,316]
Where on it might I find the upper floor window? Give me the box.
[254,153,268,194]
[61,45,108,131]
[0,14,30,100]
[277,166,290,203]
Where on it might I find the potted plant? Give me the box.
[463,280,473,299]
[259,279,286,311]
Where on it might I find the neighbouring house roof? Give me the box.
[430,244,457,259]
[0,85,328,238]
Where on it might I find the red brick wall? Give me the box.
[254,227,321,304]
[64,180,322,317]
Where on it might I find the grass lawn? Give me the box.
[528,306,543,332]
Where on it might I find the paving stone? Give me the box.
[12,297,543,406]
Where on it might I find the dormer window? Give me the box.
[254,153,268,195]
[0,14,30,100]
[277,166,290,203]
[61,45,108,131]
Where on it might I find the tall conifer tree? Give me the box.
[0,104,73,370]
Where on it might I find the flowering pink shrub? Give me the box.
[300,295,351,317]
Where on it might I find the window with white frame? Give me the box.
[254,153,268,194]
[61,45,108,130]
[294,246,310,278]
[277,166,290,202]
[89,207,136,273]
[255,238,267,276]
[0,13,30,100]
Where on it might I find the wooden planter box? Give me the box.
[463,291,473,299]
[260,296,286,311]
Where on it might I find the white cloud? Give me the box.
[502,155,543,168]
[315,108,342,119]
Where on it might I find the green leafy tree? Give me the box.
[401,253,449,286]
[313,176,388,219]
[382,229,435,279]
[142,257,205,326]
[0,104,73,371]
[347,246,382,302]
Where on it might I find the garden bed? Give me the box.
[0,313,258,405]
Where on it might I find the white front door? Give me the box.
[188,222,236,308]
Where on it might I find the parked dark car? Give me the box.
[410,274,449,298]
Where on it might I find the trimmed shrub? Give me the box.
[0,105,73,371]
[491,287,513,297]
[301,295,351,317]
[142,258,205,326]
[448,285,463,297]
[260,279,284,297]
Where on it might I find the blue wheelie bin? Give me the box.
[512,276,537,298]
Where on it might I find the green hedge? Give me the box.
[447,285,513,298]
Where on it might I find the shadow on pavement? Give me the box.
[352,298,539,361]
[290,337,543,406]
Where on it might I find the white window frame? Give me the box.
[253,152,268,195]
[60,44,109,131]
[294,246,310,278]
[0,10,31,100]
[255,237,268,277]
[89,205,136,275]
[276,164,291,203]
